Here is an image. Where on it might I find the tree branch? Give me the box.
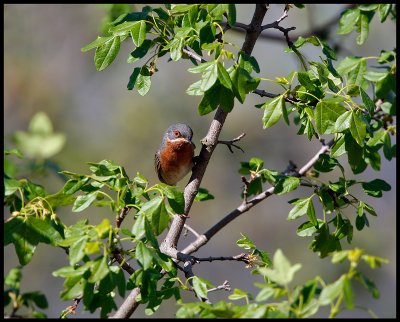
[217,133,246,153]
[224,4,357,46]
[113,4,269,317]
[110,287,141,319]
[180,139,334,255]
[160,3,268,259]
[207,280,231,293]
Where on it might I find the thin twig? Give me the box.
[116,206,131,229]
[182,47,206,63]
[193,253,251,264]
[181,139,334,256]
[217,133,246,153]
[112,249,135,275]
[241,176,250,205]
[253,89,300,105]
[183,223,201,238]
[208,280,231,293]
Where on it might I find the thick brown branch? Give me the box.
[110,288,141,319]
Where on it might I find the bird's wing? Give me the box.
[154,151,165,183]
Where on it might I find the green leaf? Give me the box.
[236,233,256,250]
[69,236,88,266]
[127,39,152,64]
[4,178,21,196]
[347,59,366,87]
[217,62,232,89]
[383,132,392,160]
[357,11,370,45]
[361,178,391,198]
[345,133,367,174]
[195,187,214,202]
[62,177,90,195]
[274,176,300,195]
[338,9,360,35]
[315,100,347,134]
[157,184,185,214]
[141,196,170,235]
[297,71,315,90]
[227,4,236,26]
[72,191,98,212]
[359,88,375,115]
[376,73,395,98]
[110,266,126,298]
[378,4,392,22]
[188,61,215,73]
[13,129,66,160]
[330,134,346,158]
[261,95,284,129]
[130,21,147,47]
[94,36,121,71]
[27,216,64,245]
[255,286,275,302]
[191,276,210,300]
[5,267,22,289]
[137,66,151,96]
[314,154,338,173]
[288,196,317,226]
[136,240,154,270]
[131,212,145,239]
[170,4,197,14]
[258,249,302,285]
[297,221,319,237]
[110,21,139,35]
[81,36,114,52]
[319,276,345,305]
[229,288,252,301]
[358,273,379,299]
[336,56,361,76]
[29,112,53,134]
[21,291,48,310]
[200,62,218,92]
[349,110,366,147]
[186,79,204,96]
[89,256,110,283]
[95,218,112,239]
[198,84,220,115]
[334,110,352,132]
[169,37,183,61]
[355,213,367,231]
[219,86,235,113]
[127,67,141,90]
[363,70,387,82]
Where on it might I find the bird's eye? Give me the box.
[173,130,181,137]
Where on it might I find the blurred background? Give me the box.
[4,4,396,318]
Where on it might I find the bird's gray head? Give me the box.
[163,123,193,142]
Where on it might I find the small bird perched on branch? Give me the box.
[155,123,196,186]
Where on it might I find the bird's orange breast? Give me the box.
[159,138,194,185]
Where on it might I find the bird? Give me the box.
[155,123,196,186]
